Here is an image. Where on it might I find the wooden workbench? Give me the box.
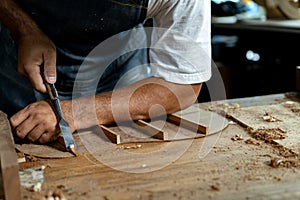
[3,93,300,200]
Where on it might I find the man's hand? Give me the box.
[10,100,60,144]
[0,0,57,93]
[17,32,57,93]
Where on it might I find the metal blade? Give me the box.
[59,118,76,149]
[51,96,76,151]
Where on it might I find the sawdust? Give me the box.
[206,102,240,113]
[271,143,298,158]
[245,138,261,145]
[45,190,67,200]
[244,129,300,169]
[248,128,287,143]
[291,108,300,113]
[270,157,300,168]
[245,128,300,168]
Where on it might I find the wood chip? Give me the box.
[210,185,220,191]
[245,138,261,145]
[262,112,282,122]
[231,134,243,141]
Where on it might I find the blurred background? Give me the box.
[203,0,300,101]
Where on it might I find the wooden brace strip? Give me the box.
[0,112,21,200]
[135,120,168,141]
[99,125,121,144]
[167,114,208,135]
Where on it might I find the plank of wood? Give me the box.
[99,125,121,144]
[0,111,21,200]
[20,121,300,200]
[135,120,168,140]
[167,114,208,135]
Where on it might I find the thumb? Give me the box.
[43,52,57,84]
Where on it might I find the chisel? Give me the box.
[42,70,78,156]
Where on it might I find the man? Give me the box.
[0,0,211,144]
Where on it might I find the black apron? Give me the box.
[0,0,150,116]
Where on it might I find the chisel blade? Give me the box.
[41,66,77,156]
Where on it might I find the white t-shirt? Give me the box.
[146,0,211,84]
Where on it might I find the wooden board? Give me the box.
[19,119,300,200]
[0,111,21,200]
[15,133,88,159]
[17,94,300,200]
[228,101,300,154]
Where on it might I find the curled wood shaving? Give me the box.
[262,112,282,122]
[231,134,243,141]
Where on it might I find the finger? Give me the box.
[39,131,59,144]
[13,119,36,140]
[30,64,46,92]
[24,63,46,93]
[43,50,57,84]
[17,54,46,92]
[10,109,30,131]
[26,124,46,142]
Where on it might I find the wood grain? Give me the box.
[17,95,300,200]
[0,111,21,200]
[167,114,208,135]
[99,125,121,144]
[135,120,168,140]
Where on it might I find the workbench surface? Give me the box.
[3,93,300,200]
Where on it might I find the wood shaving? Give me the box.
[210,185,220,191]
[270,157,300,168]
[231,134,243,141]
[45,190,67,200]
[118,144,142,150]
[245,138,261,145]
[26,154,38,162]
[291,108,300,113]
[207,103,240,113]
[262,112,282,122]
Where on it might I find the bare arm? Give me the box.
[0,0,57,92]
[62,77,202,132]
[0,0,37,41]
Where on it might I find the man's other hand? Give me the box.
[10,100,60,144]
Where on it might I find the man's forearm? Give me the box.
[0,0,40,42]
[62,77,202,132]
